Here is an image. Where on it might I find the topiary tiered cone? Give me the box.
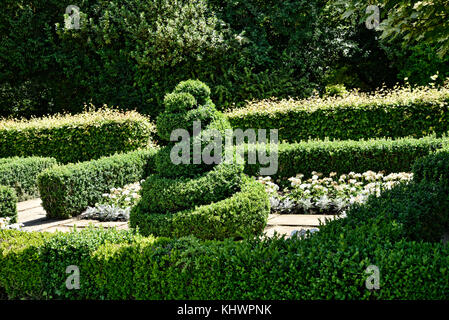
[130,80,270,240]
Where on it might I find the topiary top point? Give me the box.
[173,80,211,105]
[164,92,197,113]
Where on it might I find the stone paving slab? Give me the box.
[16,198,339,235]
[264,226,316,238]
[17,198,42,212]
[267,214,338,227]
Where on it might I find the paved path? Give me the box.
[17,199,338,237]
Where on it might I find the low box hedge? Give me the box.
[412,147,449,189]
[130,177,270,240]
[0,156,57,201]
[0,109,156,164]
[227,85,449,143]
[243,135,445,180]
[37,148,158,219]
[0,186,17,222]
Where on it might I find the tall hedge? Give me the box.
[227,86,449,142]
[0,156,57,201]
[0,0,355,118]
[37,148,158,219]
[0,109,155,164]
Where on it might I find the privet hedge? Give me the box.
[0,109,155,164]
[37,148,158,219]
[227,86,449,143]
[0,186,17,222]
[0,156,57,201]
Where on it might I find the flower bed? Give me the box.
[258,171,413,215]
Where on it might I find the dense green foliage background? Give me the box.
[3,0,443,118]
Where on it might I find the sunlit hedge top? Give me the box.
[0,108,154,131]
[227,85,449,142]
[227,85,449,116]
[0,108,156,164]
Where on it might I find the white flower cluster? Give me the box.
[100,180,144,209]
[0,217,24,230]
[258,171,413,215]
[80,180,144,222]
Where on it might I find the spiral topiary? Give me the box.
[130,80,270,240]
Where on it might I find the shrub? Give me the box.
[0,156,57,201]
[243,136,444,180]
[2,183,449,301]
[37,148,158,219]
[0,186,17,222]
[173,80,212,105]
[39,227,141,300]
[0,109,155,163]
[344,182,449,243]
[0,229,53,299]
[130,177,270,240]
[0,0,351,118]
[412,148,449,189]
[227,85,449,143]
[132,162,244,214]
[163,92,197,113]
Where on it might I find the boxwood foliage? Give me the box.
[130,177,270,240]
[37,148,158,219]
[243,135,445,181]
[3,178,449,301]
[0,109,155,164]
[133,80,269,239]
[132,162,245,214]
[412,147,449,189]
[0,229,53,299]
[0,186,17,222]
[0,156,57,201]
[227,85,449,143]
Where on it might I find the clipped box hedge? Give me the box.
[0,109,155,164]
[130,177,270,240]
[227,86,449,143]
[412,147,449,189]
[243,135,445,180]
[37,148,158,219]
[0,156,57,201]
[0,186,17,222]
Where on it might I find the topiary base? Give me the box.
[129,177,270,240]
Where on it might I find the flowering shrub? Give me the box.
[80,181,144,221]
[258,171,413,214]
[99,181,143,209]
